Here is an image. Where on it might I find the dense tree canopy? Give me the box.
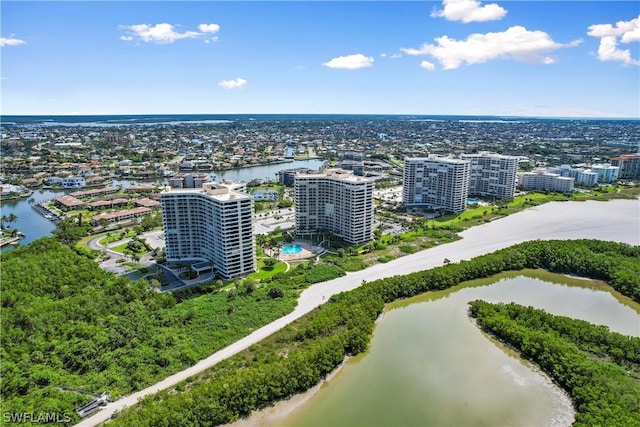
[0,238,297,425]
[469,301,640,427]
[110,239,639,426]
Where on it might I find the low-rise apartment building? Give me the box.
[551,165,598,187]
[518,170,574,193]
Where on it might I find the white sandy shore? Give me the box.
[78,199,639,427]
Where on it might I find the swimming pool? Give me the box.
[281,244,303,255]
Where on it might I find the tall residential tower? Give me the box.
[460,152,519,200]
[160,182,256,279]
[294,169,374,245]
[403,156,471,214]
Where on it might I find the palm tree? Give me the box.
[6,214,17,230]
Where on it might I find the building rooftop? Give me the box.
[55,195,85,208]
[405,155,470,164]
[161,182,251,201]
[295,168,375,183]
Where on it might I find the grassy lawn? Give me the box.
[248,258,288,280]
[120,262,150,279]
[110,242,130,254]
[99,230,137,246]
[110,242,150,258]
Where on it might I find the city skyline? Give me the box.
[1,1,639,118]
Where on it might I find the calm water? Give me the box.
[214,159,324,183]
[257,271,640,427]
[1,188,63,250]
[0,160,324,252]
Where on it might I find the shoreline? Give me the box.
[223,198,639,427]
[224,357,351,427]
[78,198,640,426]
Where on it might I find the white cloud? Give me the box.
[322,53,374,69]
[218,78,247,89]
[119,22,220,44]
[588,16,640,66]
[420,60,436,71]
[390,53,402,59]
[401,26,580,70]
[431,0,507,23]
[198,23,220,34]
[0,37,26,47]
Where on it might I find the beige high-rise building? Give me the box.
[160,182,255,279]
[294,169,374,245]
[403,156,471,214]
[611,154,640,179]
[460,152,519,200]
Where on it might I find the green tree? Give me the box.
[268,287,285,298]
[263,258,277,270]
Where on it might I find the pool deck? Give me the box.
[278,240,318,261]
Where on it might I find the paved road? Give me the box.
[77,199,640,426]
[87,235,131,276]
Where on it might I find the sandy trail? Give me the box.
[77,199,640,426]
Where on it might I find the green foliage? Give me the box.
[324,254,367,271]
[277,199,293,208]
[111,239,639,426]
[365,239,640,305]
[52,218,93,245]
[398,244,417,254]
[267,287,285,298]
[378,255,395,263]
[5,237,638,426]
[111,288,385,427]
[139,213,162,232]
[263,258,277,269]
[469,301,640,427]
[0,238,296,425]
[302,264,346,284]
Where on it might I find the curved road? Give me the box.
[77,199,640,426]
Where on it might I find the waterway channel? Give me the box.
[233,270,640,427]
[0,159,324,252]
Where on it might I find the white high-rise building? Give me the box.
[590,164,620,183]
[294,169,374,245]
[517,170,574,193]
[460,152,519,200]
[160,182,256,279]
[403,156,471,214]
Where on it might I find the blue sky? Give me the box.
[1,1,639,117]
